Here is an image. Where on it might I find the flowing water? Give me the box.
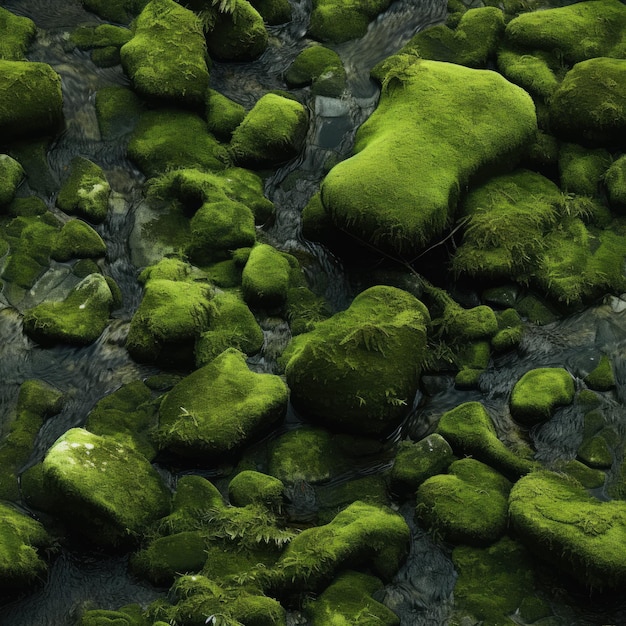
[1,0,626,624]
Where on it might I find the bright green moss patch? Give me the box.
[230,93,308,168]
[605,154,626,210]
[95,87,144,140]
[0,154,24,206]
[206,88,246,141]
[71,24,132,49]
[228,470,284,510]
[584,354,615,391]
[510,470,626,589]
[0,7,36,61]
[128,109,229,178]
[285,45,346,97]
[157,348,288,460]
[322,58,536,257]
[78,605,148,626]
[0,61,63,142]
[51,219,107,262]
[437,401,536,480]
[497,46,560,101]
[121,0,209,105]
[559,143,611,196]
[242,243,292,309]
[283,285,429,436]
[56,157,111,224]
[555,459,605,490]
[23,273,116,346]
[491,308,524,352]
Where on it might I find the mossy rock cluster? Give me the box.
[71,23,132,67]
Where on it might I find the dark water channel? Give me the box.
[1,0,626,624]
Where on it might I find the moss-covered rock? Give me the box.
[285,286,330,335]
[81,0,149,23]
[249,0,291,25]
[128,109,229,178]
[436,402,536,480]
[0,7,36,61]
[491,308,524,352]
[509,470,626,589]
[230,93,308,168]
[584,354,615,391]
[156,348,288,461]
[23,427,170,546]
[51,219,107,262]
[510,367,575,426]
[389,434,455,498]
[321,58,536,258]
[241,243,293,309]
[416,458,511,546]
[205,88,246,140]
[308,0,392,44]
[0,60,63,141]
[56,157,111,224]
[95,86,144,140]
[497,46,560,102]
[120,0,209,105]
[285,45,346,97]
[605,154,626,210]
[0,154,24,206]
[71,23,131,67]
[559,143,611,197]
[78,604,149,626]
[283,285,430,436]
[22,273,116,346]
[228,470,284,511]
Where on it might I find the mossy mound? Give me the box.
[436,402,536,480]
[285,45,346,97]
[584,354,615,391]
[0,7,36,61]
[416,458,511,546]
[389,434,455,498]
[51,219,107,262]
[81,0,149,23]
[23,427,170,546]
[509,470,626,589]
[605,154,626,210]
[510,367,575,426]
[308,0,392,44]
[400,7,505,68]
[128,109,229,178]
[56,157,111,224]
[205,88,246,140]
[0,501,53,590]
[230,93,308,168]
[71,24,131,67]
[95,86,144,140]
[491,308,524,352]
[228,470,284,511]
[305,570,399,625]
[194,290,263,367]
[504,0,626,65]
[558,143,611,197]
[283,285,430,436]
[285,285,330,335]
[0,154,24,206]
[77,605,148,626]
[121,0,209,105]
[0,60,63,142]
[241,243,294,309]
[22,273,116,346]
[157,348,288,461]
[321,58,536,258]
[497,46,560,102]
[250,0,291,25]
[0,379,63,501]
[549,57,626,145]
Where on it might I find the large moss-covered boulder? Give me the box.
[230,93,308,168]
[0,7,36,61]
[283,285,430,436]
[509,470,626,589]
[120,0,209,105]
[22,273,117,346]
[510,367,575,426]
[318,58,536,258]
[0,501,53,590]
[0,60,63,141]
[0,154,24,206]
[23,428,170,546]
[156,348,288,461]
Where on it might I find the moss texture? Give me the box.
[241,243,293,309]
[285,45,346,97]
[51,219,107,262]
[95,86,144,140]
[497,46,560,102]
[205,88,246,140]
[283,285,430,436]
[81,0,149,23]
[0,154,24,206]
[509,470,626,589]
[120,0,209,105]
[605,154,626,210]
[249,0,292,25]
[584,354,615,391]
[157,348,288,460]
[0,7,36,61]
[322,58,536,257]
[228,470,284,511]
[510,367,575,425]
[558,143,611,197]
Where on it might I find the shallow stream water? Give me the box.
[1,0,626,624]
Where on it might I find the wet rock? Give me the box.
[0,7,36,61]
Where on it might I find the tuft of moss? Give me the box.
[0,154,24,206]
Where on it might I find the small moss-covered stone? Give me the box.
[229,470,284,510]
[71,24,132,50]
[23,273,116,346]
[121,0,209,105]
[509,470,626,589]
[510,367,575,426]
[436,402,536,480]
[584,354,615,391]
[497,46,560,102]
[577,432,614,469]
[283,286,430,436]
[241,243,292,309]
[285,286,330,335]
[95,86,144,140]
[230,93,308,168]
[491,308,524,352]
[250,0,291,25]
[51,219,107,262]
[81,0,149,23]
[559,143,611,197]
[605,155,626,210]
[157,348,288,461]
[555,459,605,490]
[205,88,246,140]
[285,45,346,97]
[416,458,511,546]
[0,154,24,206]
[0,7,36,61]
[0,60,63,141]
[56,157,111,224]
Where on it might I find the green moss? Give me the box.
[584,354,615,391]
[120,0,209,105]
[249,0,291,25]
[308,0,392,44]
[241,243,292,309]
[128,109,230,178]
[78,605,148,626]
[416,458,511,546]
[228,470,284,511]
[497,46,560,101]
[285,45,346,97]
[283,285,429,436]
[56,157,111,224]
[305,570,399,626]
[437,401,536,480]
[285,286,330,335]
[157,348,288,460]
[81,0,149,23]
[577,434,613,469]
[95,86,144,140]
[605,154,626,210]
[0,60,63,142]
[71,24,132,50]
[230,93,308,168]
[7,195,47,217]
[51,219,107,262]
[206,89,246,141]
[23,273,115,346]
[0,7,36,61]
[91,46,122,68]
[524,130,560,174]
[491,308,524,352]
[514,292,559,324]
[559,143,611,196]
[510,470,626,589]
[0,154,24,206]
[555,459,605,490]
[322,59,536,258]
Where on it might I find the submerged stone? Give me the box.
[95,86,144,140]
